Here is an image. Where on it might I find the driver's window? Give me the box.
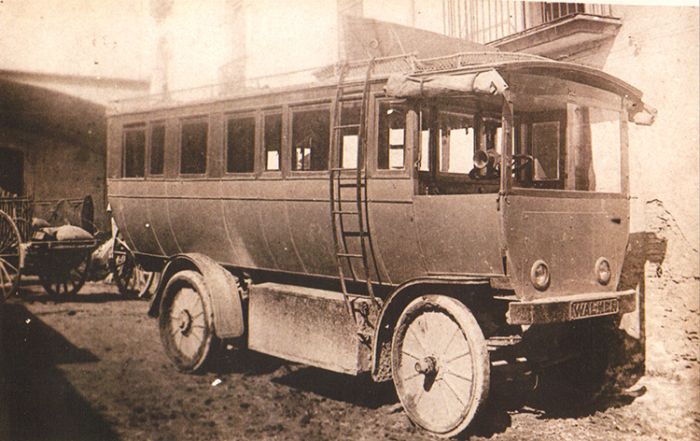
[417,107,501,195]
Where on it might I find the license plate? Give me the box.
[570,298,619,320]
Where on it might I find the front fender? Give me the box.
[371,277,490,382]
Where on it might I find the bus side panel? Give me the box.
[367,179,420,284]
[413,194,504,276]
[166,180,230,261]
[285,178,337,277]
[257,180,305,273]
[141,180,178,256]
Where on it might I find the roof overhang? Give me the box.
[488,14,622,60]
[385,59,656,126]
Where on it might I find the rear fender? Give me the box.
[148,253,245,339]
[371,277,490,382]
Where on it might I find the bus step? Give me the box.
[343,231,367,237]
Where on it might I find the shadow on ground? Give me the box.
[0,301,118,441]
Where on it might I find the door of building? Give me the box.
[0,147,23,195]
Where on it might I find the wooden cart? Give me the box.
[0,196,97,300]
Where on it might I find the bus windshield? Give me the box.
[510,75,625,193]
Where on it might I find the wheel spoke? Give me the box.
[408,327,429,355]
[440,376,467,408]
[445,350,471,364]
[440,327,461,360]
[402,349,421,360]
[444,369,473,383]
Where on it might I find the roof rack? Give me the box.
[109,51,550,114]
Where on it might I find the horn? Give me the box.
[473,150,489,169]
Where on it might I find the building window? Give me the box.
[123,125,146,178]
[264,112,282,171]
[377,102,405,170]
[226,115,255,173]
[450,1,608,44]
[180,119,208,175]
[291,107,330,171]
[150,123,165,175]
[543,2,585,21]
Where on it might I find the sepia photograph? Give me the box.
[0,0,698,439]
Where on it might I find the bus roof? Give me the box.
[108,51,655,125]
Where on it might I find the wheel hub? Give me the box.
[177,310,192,334]
[415,356,438,376]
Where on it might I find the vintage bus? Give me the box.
[106,52,654,437]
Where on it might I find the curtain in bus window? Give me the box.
[123,128,145,178]
[378,102,405,170]
[291,108,330,171]
[180,120,208,174]
[227,116,255,173]
[150,124,165,175]
[264,113,282,171]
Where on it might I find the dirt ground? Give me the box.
[0,273,698,441]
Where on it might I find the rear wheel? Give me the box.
[392,295,489,438]
[0,210,22,300]
[38,251,90,298]
[159,270,216,373]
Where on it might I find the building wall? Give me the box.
[0,124,106,229]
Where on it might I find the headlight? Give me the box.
[596,257,612,285]
[530,260,550,290]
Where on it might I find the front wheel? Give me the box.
[159,270,216,373]
[391,295,489,438]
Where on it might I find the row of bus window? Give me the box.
[122,102,406,178]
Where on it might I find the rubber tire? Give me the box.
[391,295,490,438]
[159,270,217,373]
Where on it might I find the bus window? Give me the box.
[149,122,165,175]
[123,125,145,178]
[180,119,208,175]
[378,102,405,170]
[511,75,624,193]
[264,112,282,171]
[226,115,255,173]
[291,106,330,171]
[417,106,500,195]
[340,102,361,169]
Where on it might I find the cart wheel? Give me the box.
[159,270,216,373]
[110,236,135,296]
[138,270,159,299]
[392,296,489,438]
[0,210,22,300]
[39,251,90,298]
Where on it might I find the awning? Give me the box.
[384,69,509,98]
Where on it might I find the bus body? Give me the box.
[106,52,654,437]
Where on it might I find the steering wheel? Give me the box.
[511,154,533,175]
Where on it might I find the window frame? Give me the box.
[178,115,209,177]
[372,96,411,178]
[121,122,147,179]
[260,108,284,177]
[288,102,332,177]
[224,111,258,177]
[147,120,166,178]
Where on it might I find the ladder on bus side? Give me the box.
[329,60,382,327]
